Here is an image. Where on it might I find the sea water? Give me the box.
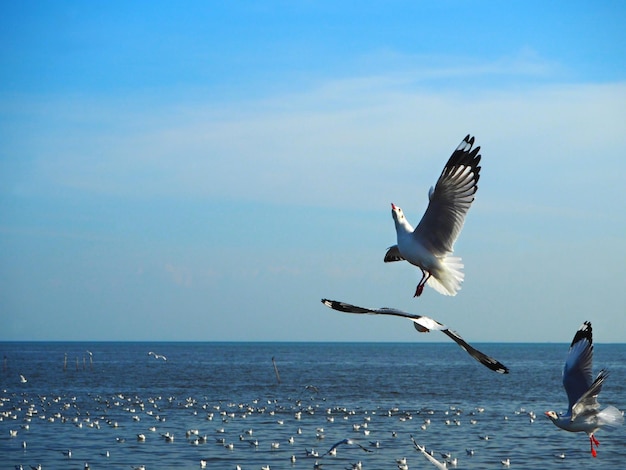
[1,342,625,469]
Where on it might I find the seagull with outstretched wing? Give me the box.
[321,299,508,374]
[322,438,372,457]
[410,436,447,470]
[386,134,481,297]
[545,321,623,457]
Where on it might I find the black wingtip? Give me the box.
[570,321,592,348]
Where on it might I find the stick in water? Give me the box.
[272,356,281,384]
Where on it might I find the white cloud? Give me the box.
[23,76,624,219]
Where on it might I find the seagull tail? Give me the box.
[597,405,624,430]
[427,256,464,296]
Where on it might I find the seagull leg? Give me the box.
[589,434,599,457]
[414,270,431,297]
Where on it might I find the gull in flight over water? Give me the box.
[148,351,167,361]
[545,321,623,457]
[385,134,481,297]
[321,299,508,374]
[410,436,447,470]
[322,438,373,457]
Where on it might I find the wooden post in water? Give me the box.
[64,353,67,371]
[272,356,281,384]
[75,356,79,371]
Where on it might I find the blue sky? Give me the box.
[1,1,625,342]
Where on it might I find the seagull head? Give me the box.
[390,203,404,220]
[544,411,559,421]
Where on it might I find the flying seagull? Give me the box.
[545,321,623,457]
[385,134,481,297]
[148,351,167,361]
[322,438,372,457]
[321,299,508,374]
[410,436,447,470]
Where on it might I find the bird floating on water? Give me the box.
[545,321,623,457]
[321,299,509,373]
[385,134,481,297]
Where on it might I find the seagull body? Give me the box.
[545,321,623,457]
[321,299,508,374]
[385,134,481,297]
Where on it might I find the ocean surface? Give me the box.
[1,342,625,469]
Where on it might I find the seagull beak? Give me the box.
[391,203,396,210]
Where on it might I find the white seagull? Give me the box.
[410,436,447,470]
[322,438,372,457]
[321,299,509,374]
[385,134,481,297]
[148,351,167,361]
[545,321,623,457]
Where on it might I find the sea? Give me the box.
[1,342,625,470]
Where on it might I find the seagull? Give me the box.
[321,299,509,374]
[545,321,624,457]
[322,438,372,457]
[410,436,447,469]
[19,374,27,383]
[148,351,167,361]
[385,134,481,297]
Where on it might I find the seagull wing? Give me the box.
[563,321,594,414]
[571,369,607,421]
[323,438,346,456]
[438,327,509,374]
[321,299,441,332]
[354,441,373,452]
[412,135,481,256]
[321,299,509,373]
[410,436,448,470]
[384,245,405,263]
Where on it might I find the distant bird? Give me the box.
[148,351,167,361]
[19,374,27,383]
[321,299,509,374]
[545,321,624,457]
[385,134,481,297]
[501,458,510,467]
